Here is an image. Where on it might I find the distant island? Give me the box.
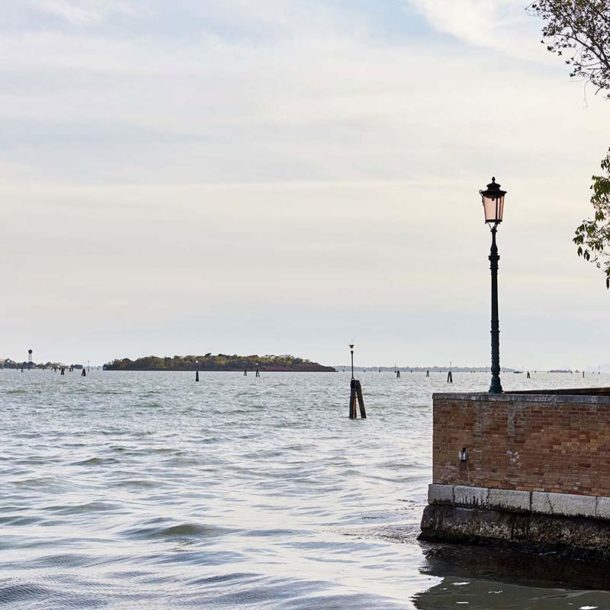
[103,354,336,372]
[0,358,79,370]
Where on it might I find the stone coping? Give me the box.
[511,387,610,396]
[432,391,610,405]
[429,484,610,520]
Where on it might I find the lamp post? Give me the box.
[349,344,355,380]
[480,177,507,394]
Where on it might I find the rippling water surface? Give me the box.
[2,370,610,609]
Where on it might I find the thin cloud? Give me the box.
[407,0,547,63]
[32,0,137,26]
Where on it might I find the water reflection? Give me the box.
[413,542,610,609]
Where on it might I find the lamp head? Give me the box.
[480,177,507,225]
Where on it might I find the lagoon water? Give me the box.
[2,369,610,609]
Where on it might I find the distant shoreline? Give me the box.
[103,354,336,373]
[103,368,335,373]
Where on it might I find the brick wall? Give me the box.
[433,392,610,497]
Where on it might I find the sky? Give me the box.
[1,0,609,370]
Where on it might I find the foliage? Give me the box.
[574,150,610,288]
[529,1,610,286]
[104,354,335,372]
[529,0,610,96]
[0,359,67,369]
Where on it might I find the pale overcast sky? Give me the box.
[1,0,609,369]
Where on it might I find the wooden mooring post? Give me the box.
[348,344,366,419]
[349,379,366,419]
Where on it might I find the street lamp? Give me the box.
[349,344,355,380]
[480,177,507,394]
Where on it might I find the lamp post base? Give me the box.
[489,377,503,394]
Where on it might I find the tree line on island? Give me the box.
[0,358,81,370]
[103,354,336,372]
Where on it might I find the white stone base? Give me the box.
[428,484,610,519]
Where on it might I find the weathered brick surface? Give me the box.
[433,392,610,497]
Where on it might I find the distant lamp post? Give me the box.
[349,344,355,380]
[480,177,507,394]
